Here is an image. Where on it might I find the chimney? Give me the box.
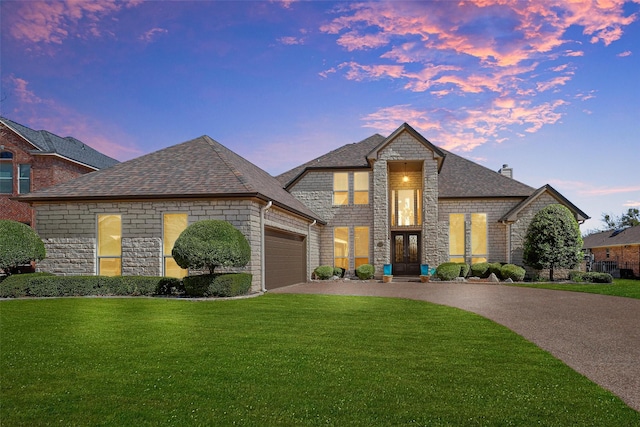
[499,164,513,178]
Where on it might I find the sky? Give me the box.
[1,0,639,233]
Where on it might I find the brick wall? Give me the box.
[0,124,95,226]
[591,245,640,277]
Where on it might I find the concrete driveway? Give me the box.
[271,280,640,412]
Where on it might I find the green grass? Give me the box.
[1,295,638,426]
[510,278,640,299]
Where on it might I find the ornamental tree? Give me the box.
[171,220,250,274]
[0,220,46,274]
[523,204,583,281]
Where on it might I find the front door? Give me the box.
[392,231,421,276]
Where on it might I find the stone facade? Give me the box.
[0,123,98,226]
[34,199,314,293]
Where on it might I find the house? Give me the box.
[0,117,119,226]
[583,225,640,278]
[18,123,589,292]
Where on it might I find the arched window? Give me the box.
[0,151,14,194]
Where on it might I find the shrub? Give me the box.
[569,271,613,284]
[314,265,334,280]
[172,220,250,274]
[569,271,584,282]
[487,263,503,278]
[470,262,490,278]
[436,263,462,281]
[459,263,470,278]
[500,264,526,281]
[0,274,182,298]
[208,273,252,297]
[333,267,345,278]
[0,220,46,274]
[355,264,375,280]
[183,273,252,297]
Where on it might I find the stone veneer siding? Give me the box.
[289,170,373,274]
[34,199,314,292]
[374,131,440,277]
[437,198,522,265]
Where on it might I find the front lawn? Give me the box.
[1,295,637,425]
[510,278,640,299]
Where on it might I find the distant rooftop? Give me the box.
[1,117,119,170]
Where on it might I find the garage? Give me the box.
[265,227,307,290]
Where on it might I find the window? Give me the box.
[163,213,188,278]
[334,227,349,269]
[449,214,465,263]
[0,151,13,194]
[392,189,422,226]
[354,172,369,205]
[18,164,30,194]
[471,213,487,264]
[333,173,348,205]
[97,214,121,276]
[354,227,369,267]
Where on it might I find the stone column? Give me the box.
[372,159,389,277]
[422,158,439,267]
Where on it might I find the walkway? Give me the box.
[271,280,640,412]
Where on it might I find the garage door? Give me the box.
[265,228,306,290]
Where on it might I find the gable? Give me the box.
[499,184,589,223]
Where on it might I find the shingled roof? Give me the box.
[1,117,119,170]
[583,225,640,248]
[277,126,535,198]
[18,135,323,223]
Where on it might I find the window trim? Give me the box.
[334,227,349,270]
[353,171,369,205]
[333,172,349,205]
[354,226,370,267]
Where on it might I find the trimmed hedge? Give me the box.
[470,262,490,278]
[314,265,334,280]
[0,274,183,298]
[436,262,470,281]
[355,264,375,280]
[183,273,252,297]
[500,264,526,281]
[436,263,462,281]
[333,267,345,278]
[569,271,613,284]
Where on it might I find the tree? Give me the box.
[523,204,583,281]
[0,220,46,274]
[171,220,250,274]
[602,208,640,230]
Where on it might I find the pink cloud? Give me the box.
[6,76,142,161]
[139,27,168,43]
[278,36,305,45]
[8,0,142,44]
[624,200,640,207]
[618,50,632,57]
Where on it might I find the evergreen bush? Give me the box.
[0,220,46,274]
[172,220,250,274]
[183,273,252,297]
[470,262,490,278]
[436,263,462,281]
[355,264,375,280]
[314,265,334,280]
[500,264,526,281]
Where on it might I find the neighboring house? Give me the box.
[18,123,589,292]
[0,117,118,226]
[583,226,640,278]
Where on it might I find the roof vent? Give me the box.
[498,164,513,178]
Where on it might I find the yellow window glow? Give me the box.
[354,226,369,266]
[333,172,349,205]
[449,214,465,261]
[334,227,349,269]
[354,172,369,205]
[98,214,121,257]
[471,213,487,258]
[163,213,188,278]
